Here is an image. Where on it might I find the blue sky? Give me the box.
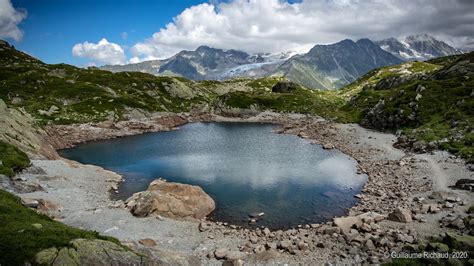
[2,0,473,66]
[12,0,210,65]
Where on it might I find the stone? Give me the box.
[324,227,341,234]
[449,218,466,229]
[249,235,258,243]
[214,248,228,260]
[22,198,39,208]
[199,221,211,232]
[225,251,245,261]
[265,242,277,250]
[263,227,271,236]
[359,223,372,232]
[453,179,474,192]
[316,242,325,248]
[333,216,361,234]
[323,143,335,150]
[420,204,430,214]
[32,223,43,229]
[271,81,299,93]
[427,242,450,253]
[388,207,412,223]
[297,241,309,251]
[428,204,441,213]
[138,238,157,247]
[365,239,376,250]
[444,232,474,250]
[357,211,384,223]
[254,245,266,254]
[278,240,292,250]
[223,259,244,266]
[125,179,215,220]
[248,212,265,218]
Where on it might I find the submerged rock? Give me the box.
[125,179,215,220]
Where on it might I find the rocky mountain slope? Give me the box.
[273,39,403,90]
[340,53,473,161]
[101,46,292,81]
[376,34,461,61]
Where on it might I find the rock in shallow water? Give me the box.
[125,179,215,220]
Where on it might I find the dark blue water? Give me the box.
[59,122,366,229]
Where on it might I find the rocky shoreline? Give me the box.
[4,111,473,265]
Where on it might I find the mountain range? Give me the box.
[100,34,462,90]
[375,34,462,61]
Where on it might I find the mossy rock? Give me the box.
[35,239,145,266]
[443,232,474,251]
[426,242,449,253]
[468,205,474,214]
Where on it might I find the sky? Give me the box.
[1,0,473,67]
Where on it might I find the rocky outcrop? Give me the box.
[452,179,474,192]
[0,99,58,159]
[126,179,215,220]
[35,239,149,265]
[271,81,299,93]
[373,74,425,90]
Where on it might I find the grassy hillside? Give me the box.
[341,53,473,161]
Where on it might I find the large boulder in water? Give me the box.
[125,179,215,220]
[271,81,299,93]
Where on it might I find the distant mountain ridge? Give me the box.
[376,34,461,61]
[272,39,403,89]
[100,34,463,90]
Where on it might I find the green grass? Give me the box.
[0,189,121,265]
[0,141,30,177]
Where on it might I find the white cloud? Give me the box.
[72,38,126,65]
[129,0,474,61]
[0,0,27,41]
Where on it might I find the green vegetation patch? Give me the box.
[0,141,30,177]
[0,189,121,265]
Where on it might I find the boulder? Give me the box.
[138,238,157,247]
[333,216,362,234]
[271,81,299,93]
[388,207,412,223]
[126,179,215,220]
[452,179,474,192]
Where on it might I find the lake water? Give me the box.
[59,122,366,229]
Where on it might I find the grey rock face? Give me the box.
[376,34,462,61]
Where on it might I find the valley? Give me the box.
[0,37,473,265]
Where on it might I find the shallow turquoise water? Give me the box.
[59,122,366,229]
